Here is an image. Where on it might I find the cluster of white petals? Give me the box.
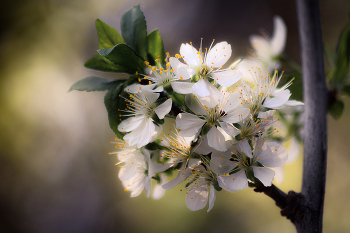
[111,21,303,212]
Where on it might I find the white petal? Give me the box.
[185,94,206,115]
[253,166,275,186]
[193,135,214,155]
[144,176,152,198]
[169,57,195,80]
[198,79,223,108]
[186,183,208,211]
[286,137,301,164]
[219,122,240,136]
[171,81,194,94]
[192,78,210,97]
[273,166,285,184]
[271,16,287,56]
[180,43,200,66]
[118,162,137,181]
[176,113,206,137]
[155,98,172,119]
[151,124,163,142]
[207,127,227,152]
[212,70,242,87]
[123,118,155,148]
[239,139,252,158]
[152,173,167,200]
[258,141,288,167]
[222,92,241,113]
[217,170,248,193]
[207,184,216,212]
[118,115,144,132]
[142,90,159,104]
[211,150,236,175]
[249,35,273,61]
[162,164,192,190]
[221,108,250,123]
[258,110,276,119]
[235,58,262,83]
[153,86,163,92]
[263,89,291,109]
[148,159,172,178]
[124,84,155,93]
[285,100,304,106]
[206,42,231,68]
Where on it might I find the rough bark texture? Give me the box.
[295,0,328,231]
[255,0,328,232]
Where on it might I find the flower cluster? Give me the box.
[112,36,303,211]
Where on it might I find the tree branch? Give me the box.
[253,184,287,210]
[255,1,328,231]
[295,0,328,231]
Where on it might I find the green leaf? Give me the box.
[104,82,128,138]
[328,98,345,119]
[84,55,132,73]
[121,5,148,60]
[68,76,125,92]
[147,29,165,66]
[201,123,211,136]
[324,44,336,69]
[98,44,145,74]
[331,20,350,84]
[281,72,303,101]
[151,112,164,126]
[95,19,125,49]
[127,75,141,85]
[342,84,350,96]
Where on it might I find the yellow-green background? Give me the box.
[1,0,349,232]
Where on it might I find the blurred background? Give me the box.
[1,0,350,232]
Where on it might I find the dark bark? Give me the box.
[295,0,328,231]
[256,0,328,232]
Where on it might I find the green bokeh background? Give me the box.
[1,0,350,232]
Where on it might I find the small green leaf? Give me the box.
[104,82,128,138]
[342,85,350,96]
[281,72,303,101]
[147,29,165,66]
[324,44,336,68]
[84,55,131,73]
[201,123,211,136]
[151,112,164,126]
[121,5,148,60]
[95,19,125,49]
[328,98,345,119]
[68,76,125,92]
[98,44,145,74]
[212,179,222,191]
[127,75,141,85]
[154,97,167,107]
[330,20,350,84]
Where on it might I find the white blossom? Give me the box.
[118,90,172,148]
[170,40,242,98]
[249,16,287,69]
[176,92,250,151]
[237,67,303,113]
[214,137,288,192]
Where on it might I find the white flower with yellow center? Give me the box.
[124,54,195,94]
[213,137,288,192]
[176,92,250,151]
[118,90,172,148]
[237,67,303,113]
[170,39,243,99]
